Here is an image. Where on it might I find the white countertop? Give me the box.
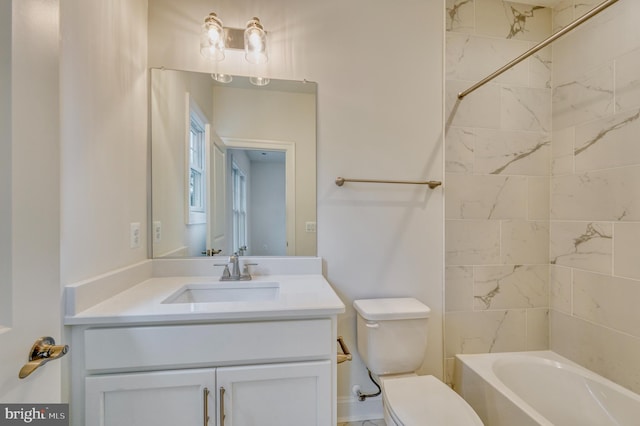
[64,274,345,326]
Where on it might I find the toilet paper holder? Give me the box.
[337,336,352,364]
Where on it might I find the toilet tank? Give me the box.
[354,298,431,376]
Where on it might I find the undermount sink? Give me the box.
[162,281,280,304]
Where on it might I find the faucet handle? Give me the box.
[214,263,231,278]
[241,263,258,279]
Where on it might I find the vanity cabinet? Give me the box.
[84,361,330,426]
[217,361,331,425]
[85,368,215,426]
[69,318,337,426]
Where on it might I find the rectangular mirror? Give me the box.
[150,68,317,258]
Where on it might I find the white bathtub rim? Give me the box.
[455,350,640,426]
[457,351,554,426]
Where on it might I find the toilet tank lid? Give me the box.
[353,298,431,320]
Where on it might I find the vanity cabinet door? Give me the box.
[85,368,216,426]
[216,361,331,426]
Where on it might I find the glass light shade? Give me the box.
[249,76,270,86]
[200,13,225,60]
[211,73,233,83]
[244,17,268,64]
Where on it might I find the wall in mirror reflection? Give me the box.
[151,68,317,258]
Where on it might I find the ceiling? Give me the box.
[244,149,285,163]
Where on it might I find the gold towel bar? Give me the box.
[336,177,442,189]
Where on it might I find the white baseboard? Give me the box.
[337,395,384,423]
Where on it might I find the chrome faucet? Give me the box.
[215,253,256,281]
[229,253,241,279]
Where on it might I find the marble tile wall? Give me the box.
[549,0,640,394]
[444,0,552,384]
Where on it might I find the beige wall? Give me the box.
[60,0,148,284]
[550,0,640,394]
[148,0,444,418]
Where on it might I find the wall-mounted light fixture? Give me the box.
[200,13,225,61]
[243,17,267,65]
[200,12,269,85]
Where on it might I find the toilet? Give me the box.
[354,298,483,425]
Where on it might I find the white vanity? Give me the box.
[64,258,345,426]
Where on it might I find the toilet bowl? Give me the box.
[381,375,483,425]
[354,298,483,425]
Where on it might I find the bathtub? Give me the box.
[454,351,640,426]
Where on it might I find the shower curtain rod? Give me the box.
[457,0,620,100]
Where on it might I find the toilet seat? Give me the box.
[382,375,484,425]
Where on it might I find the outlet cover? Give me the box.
[153,221,162,243]
[130,222,141,249]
